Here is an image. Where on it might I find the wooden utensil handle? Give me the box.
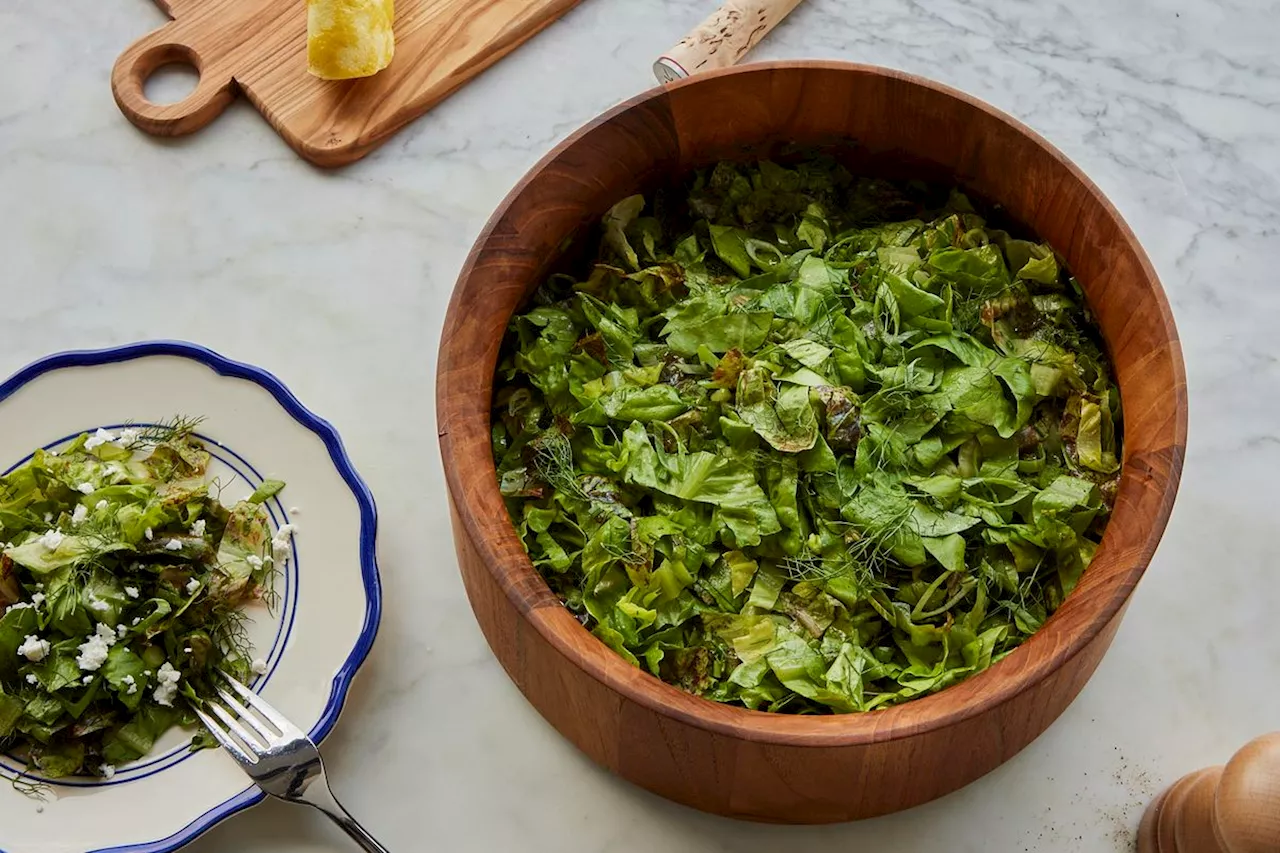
[654,0,805,82]
[1138,732,1280,853]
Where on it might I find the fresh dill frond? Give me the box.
[780,555,846,583]
[122,415,206,451]
[64,511,132,581]
[600,535,645,567]
[860,422,907,472]
[952,295,988,335]
[10,772,50,802]
[73,510,125,551]
[843,498,914,582]
[207,598,254,661]
[207,475,241,503]
[531,432,586,501]
[256,543,284,612]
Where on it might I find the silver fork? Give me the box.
[193,671,390,853]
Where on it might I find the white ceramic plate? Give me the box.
[0,342,381,853]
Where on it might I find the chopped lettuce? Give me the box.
[0,421,288,777]
[493,158,1121,715]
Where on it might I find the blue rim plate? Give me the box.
[0,342,381,853]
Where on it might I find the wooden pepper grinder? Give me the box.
[1138,733,1280,852]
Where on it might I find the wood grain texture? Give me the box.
[436,63,1188,823]
[112,0,584,166]
[1139,734,1280,853]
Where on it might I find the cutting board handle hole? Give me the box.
[112,37,235,136]
[141,50,202,106]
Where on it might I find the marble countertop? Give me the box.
[2,0,1278,850]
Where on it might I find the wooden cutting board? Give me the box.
[112,0,585,167]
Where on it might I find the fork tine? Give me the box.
[218,670,294,733]
[214,685,279,740]
[208,700,268,752]
[194,705,258,767]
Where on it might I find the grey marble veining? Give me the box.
[1,0,1278,850]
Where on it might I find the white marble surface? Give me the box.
[1,0,1278,850]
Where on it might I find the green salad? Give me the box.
[492,157,1122,714]
[0,420,291,778]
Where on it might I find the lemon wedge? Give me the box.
[307,0,395,80]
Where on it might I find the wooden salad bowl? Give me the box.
[436,62,1187,823]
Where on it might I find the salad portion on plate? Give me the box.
[0,420,295,781]
[0,342,378,853]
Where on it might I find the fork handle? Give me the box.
[305,784,391,853]
[324,809,391,853]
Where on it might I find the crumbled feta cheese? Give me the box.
[153,662,180,707]
[17,635,50,662]
[84,428,116,450]
[25,673,38,685]
[289,507,301,516]
[271,523,298,561]
[30,592,45,607]
[7,602,31,611]
[165,539,183,551]
[185,578,200,594]
[76,482,95,495]
[76,624,116,671]
[182,646,193,653]
[144,527,153,540]
[89,597,109,613]
[250,658,268,675]
[124,586,139,599]
[191,519,206,537]
[119,427,141,445]
[116,624,128,639]
[99,764,115,780]
[95,499,108,511]
[122,675,138,695]
[42,512,52,524]
[131,617,141,626]
[71,504,88,525]
[37,530,64,551]
[34,583,43,591]
[142,669,151,676]
[246,555,263,569]
[82,675,93,685]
